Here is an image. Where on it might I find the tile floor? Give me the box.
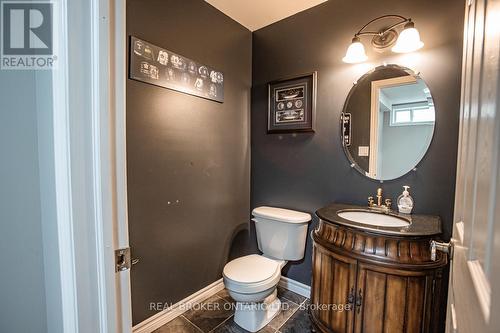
[152,287,315,333]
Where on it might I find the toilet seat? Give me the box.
[223,255,282,294]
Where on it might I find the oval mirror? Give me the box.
[341,64,435,180]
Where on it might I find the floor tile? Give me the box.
[183,295,234,332]
[267,298,300,330]
[161,288,311,333]
[212,316,276,333]
[216,289,234,303]
[276,287,307,305]
[279,301,316,333]
[152,316,202,333]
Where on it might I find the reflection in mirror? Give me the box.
[341,64,435,180]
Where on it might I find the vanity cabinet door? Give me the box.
[311,244,357,333]
[353,262,438,333]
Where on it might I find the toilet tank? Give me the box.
[252,206,311,261]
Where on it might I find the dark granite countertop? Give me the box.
[316,203,442,237]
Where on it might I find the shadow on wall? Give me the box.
[225,222,259,268]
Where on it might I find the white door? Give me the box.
[447,0,500,332]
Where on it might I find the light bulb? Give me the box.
[392,22,424,53]
[342,37,368,63]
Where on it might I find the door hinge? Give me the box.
[115,247,140,272]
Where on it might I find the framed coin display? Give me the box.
[267,72,317,133]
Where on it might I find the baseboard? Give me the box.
[278,276,311,299]
[132,276,311,333]
[132,278,225,333]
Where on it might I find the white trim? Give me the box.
[278,276,311,299]
[90,0,110,331]
[51,0,79,331]
[132,279,225,333]
[467,260,491,321]
[112,0,130,246]
[131,276,311,333]
[450,303,458,333]
[110,0,133,331]
[456,221,465,244]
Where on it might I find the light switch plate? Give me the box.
[358,146,369,157]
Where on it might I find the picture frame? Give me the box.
[129,36,224,103]
[267,72,317,133]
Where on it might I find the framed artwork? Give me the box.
[129,36,224,103]
[267,72,317,133]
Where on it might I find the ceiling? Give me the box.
[381,79,430,105]
[205,0,328,31]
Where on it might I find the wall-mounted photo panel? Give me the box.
[129,36,224,103]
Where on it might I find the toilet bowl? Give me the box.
[222,206,311,332]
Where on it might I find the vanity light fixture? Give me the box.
[391,21,424,53]
[342,37,368,63]
[343,15,424,63]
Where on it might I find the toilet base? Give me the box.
[233,289,281,332]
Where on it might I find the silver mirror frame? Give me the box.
[340,64,435,181]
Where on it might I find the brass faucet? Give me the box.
[368,188,392,213]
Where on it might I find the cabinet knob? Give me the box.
[347,287,355,307]
[356,289,363,314]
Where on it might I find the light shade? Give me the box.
[391,22,424,53]
[342,37,368,63]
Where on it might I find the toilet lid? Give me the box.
[252,206,311,224]
[223,254,280,284]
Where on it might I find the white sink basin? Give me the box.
[338,211,410,227]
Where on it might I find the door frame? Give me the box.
[369,75,417,178]
[51,0,131,331]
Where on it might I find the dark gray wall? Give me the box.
[251,0,463,288]
[126,0,252,325]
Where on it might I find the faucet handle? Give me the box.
[368,196,374,207]
[385,198,392,209]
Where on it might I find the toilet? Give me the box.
[223,206,311,332]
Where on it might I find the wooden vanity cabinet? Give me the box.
[311,245,356,333]
[353,261,443,333]
[311,220,447,333]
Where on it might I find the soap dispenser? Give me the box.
[397,186,414,214]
